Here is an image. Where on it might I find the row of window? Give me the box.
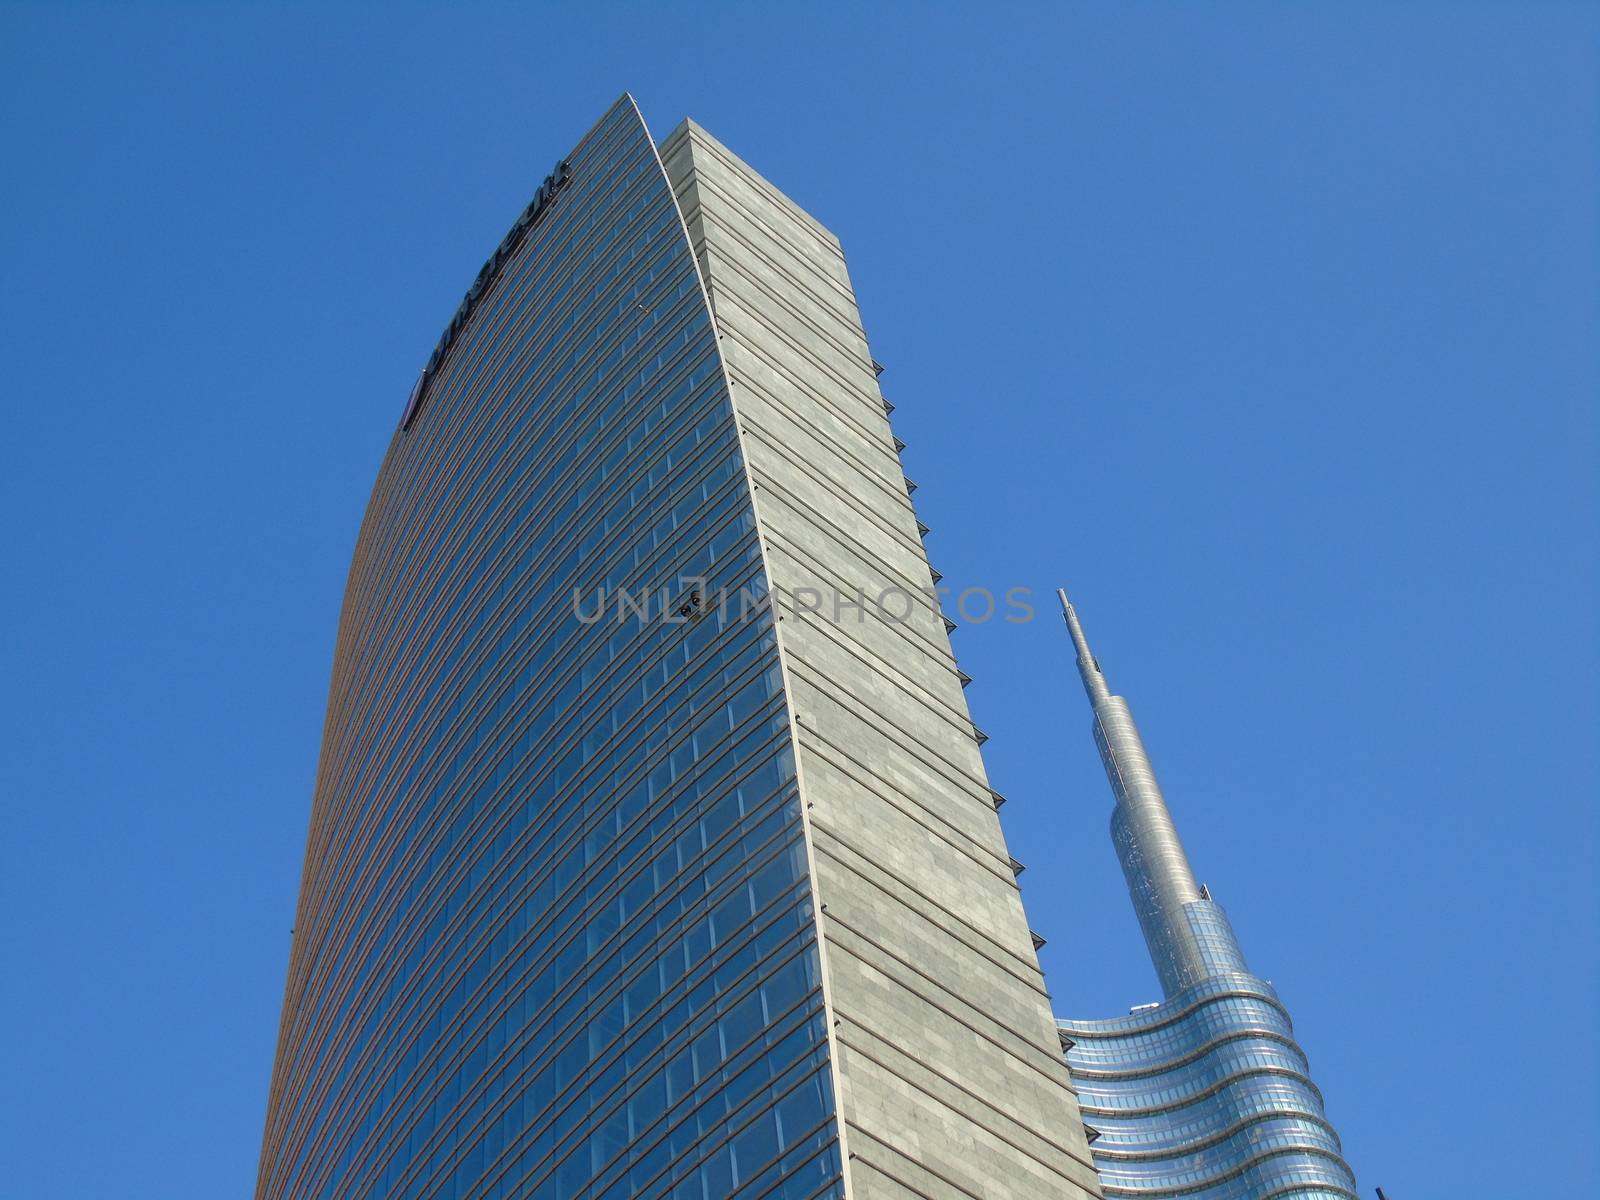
[261,98,840,1200]
[283,539,777,1175]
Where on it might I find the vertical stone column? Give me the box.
[662,120,1101,1200]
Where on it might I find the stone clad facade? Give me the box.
[257,95,1099,1200]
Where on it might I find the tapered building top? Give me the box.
[1057,588,1237,996]
[1056,588,1356,1199]
[1058,588,1111,706]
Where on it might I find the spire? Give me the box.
[1057,587,1247,996]
[1058,588,1110,705]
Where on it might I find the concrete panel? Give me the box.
[661,119,1101,1200]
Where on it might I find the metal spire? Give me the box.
[1058,588,1110,705]
[1058,587,1246,996]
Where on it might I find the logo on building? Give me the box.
[400,158,573,430]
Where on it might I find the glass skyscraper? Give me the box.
[1052,592,1357,1199]
[257,96,1101,1200]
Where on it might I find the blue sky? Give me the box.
[1,3,1594,1196]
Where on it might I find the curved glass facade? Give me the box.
[1059,969,1356,1198]
[1056,594,1355,1200]
[256,97,841,1200]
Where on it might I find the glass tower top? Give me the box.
[1055,591,1358,1199]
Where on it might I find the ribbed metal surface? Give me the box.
[1094,697,1213,996]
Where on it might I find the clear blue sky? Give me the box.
[2,3,1594,1196]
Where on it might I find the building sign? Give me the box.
[400,158,573,431]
